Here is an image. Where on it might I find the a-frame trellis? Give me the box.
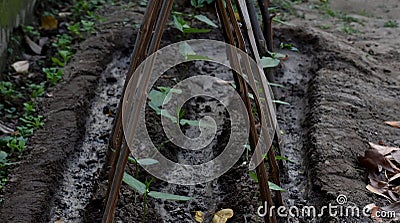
[102,0,284,222]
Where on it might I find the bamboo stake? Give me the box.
[257,0,273,51]
[103,1,174,222]
[216,1,276,222]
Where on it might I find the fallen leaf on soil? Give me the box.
[381,201,400,215]
[366,184,392,201]
[371,206,383,223]
[212,209,234,223]
[11,60,29,73]
[194,211,205,223]
[387,159,400,173]
[387,190,398,201]
[41,16,58,30]
[369,142,400,156]
[370,178,388,189]
[39,37,49,47]
[393,186,400,195]
[378,140,386,146]
[364,203,377,212]
[25,36,42,55]
[0,122,14,134]
[358,149,399,173]
[389,173,400,182]
[385,121,400,129]
[58,12,72,18]
[391,151,400,164]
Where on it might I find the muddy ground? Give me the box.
[0,0,399,222]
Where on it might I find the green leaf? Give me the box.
[0,137,13,147]
[172,15,185,32]
[148,191,192,201]
[186,54,211,61]
[183,28,211,33]
[179,42,211,61]
[148,102,162,114]
[0,151,7,164]
[260,57,280,68]
[148,89,167,107]
[179,119,200,126]
[273,100,290,105]
[137,158,159,166]
[194,15,218,28]
[59,50,72,62]
[266,50,286,59]
[51,57,65,67]
[179,42,196,59]
[248,92,254,100]
[272,17,293,26]
[160,109,178,123]
[268,181,285,192]
[157,87,182,94]
[279,43,299,52]
[268,82,285,88]
[249,171,258,183]
[123,172,146,195]
[191,0,199,7]
[275,155,294,163]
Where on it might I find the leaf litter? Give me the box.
[358,133,400,221]
[385,121,400,129]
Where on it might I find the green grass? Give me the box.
[342,24,358,34]
[320,24,330,29]
[384,20,398,28]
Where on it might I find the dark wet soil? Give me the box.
[0,1,399,223]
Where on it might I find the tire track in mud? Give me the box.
[50,56,129,222]
[273,42,313,223]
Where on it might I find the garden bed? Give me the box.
[0,0,399,223]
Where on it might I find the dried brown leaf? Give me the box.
[358,149,399,173]
[58,12,72,18]
[392,151,400,164]
[364,203,377,212]
[387,159,400,173]
[11,60,29,73]
[25,36,42,55]
[371,206,383,223]
[366,184,392,201]
[0,122,14,134]
[387,190,398,202]
[381,201,400,214]
[39,37,49,47]
[393,186,400,195]
[385,121,400,129]
[389,173,400,182]
[369,142,400,156]
[370,178,388,189]
[212,209,234,223]
[194,211,204,223]
[41,16,58,30]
